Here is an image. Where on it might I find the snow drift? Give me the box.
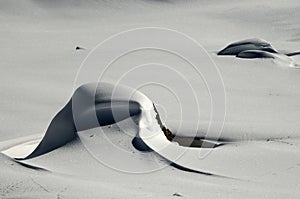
[2,81,300,178]
[217,38,278,56]
[2,82,220,175]
[3,83,148,159]
[218,38,300,67]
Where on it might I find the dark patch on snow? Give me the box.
[153,103,175,141]
[286,51,300,57]
[75,46,85,50]
[170,162,213,176]
[132,137,153,152]
[16,161,48,171]
[172,192,182,197]
[173,136,224,148]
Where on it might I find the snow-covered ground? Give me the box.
[1,0,300,198]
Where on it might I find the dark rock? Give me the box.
[75,46,85,50]
[172,192,182,197]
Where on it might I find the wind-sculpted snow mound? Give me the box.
[218,38,300,67]
[2,82,218,175]
[217,38,277,56]
[3,83,150,159]
[3,82,299,179]
[236,50,277,59]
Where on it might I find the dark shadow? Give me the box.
[132,137,153,152]
[15,161,48,171]
[173,136,224,148]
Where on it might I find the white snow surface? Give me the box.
[1,0,300,198]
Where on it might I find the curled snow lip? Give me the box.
[217,38,300,67]
[25,82,145,159]
[217,38,278,56]
[236,50,277,59]
[24,82,221,160]
[3,82,222,175]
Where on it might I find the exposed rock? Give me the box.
[172,192,182,197]
[153,103,175,141]
[75,46,85,50]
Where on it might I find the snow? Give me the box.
[1,0,300,198]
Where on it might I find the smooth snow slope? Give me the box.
[1,82,224,175]
[1,0,300,198]
[3,82,143,159]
